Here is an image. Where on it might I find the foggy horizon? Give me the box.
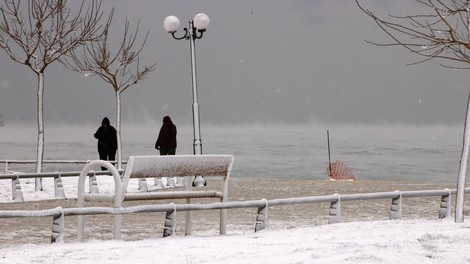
[0,0,468,127]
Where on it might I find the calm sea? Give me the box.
[0,122,465,183]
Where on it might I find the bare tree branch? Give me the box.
[0,0,105,72]
[356,0,470,69]
[356,0,470,224]
[61,9,156,93]
[60,8,156,169]
[0,0,107,178]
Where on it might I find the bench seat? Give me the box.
[77,154,234,241]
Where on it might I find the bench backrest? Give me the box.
[121,155,234,190]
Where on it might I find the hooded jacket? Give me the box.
[155,116,177,149]
[94,117,118,153]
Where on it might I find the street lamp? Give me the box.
[164,13,210,188]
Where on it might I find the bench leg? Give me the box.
[220,208,227,235]
[185,199,192,236]
[185,176,192,235]
[114,211,122,240]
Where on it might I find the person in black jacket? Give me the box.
[94,117,118,165]
[155,116,177,155]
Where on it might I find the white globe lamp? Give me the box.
[163,15,181,33]
[193,13,210,30]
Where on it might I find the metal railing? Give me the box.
[0,170,123,202]
[0,159,127,172]
[0,187,467,244]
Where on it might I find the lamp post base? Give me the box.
[192,176,206,187]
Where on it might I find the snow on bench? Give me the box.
[122,154,233,198]
[77,154,234,240]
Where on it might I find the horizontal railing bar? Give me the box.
[0,160,127,164]
[340,191,400,201]
[1,188,469,219]
[401,189,455,197]
[0,201,268,218]
[0,188,470,218]
[0,208,63,218]
[123,191,223,201]
[269,195,339,206]
[0,170,123,180]
[64,207,123,216]
[113,204,178,214]
[177,200,268,211]
[84,194,117,202]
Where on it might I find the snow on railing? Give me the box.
[0,159,128,172]
[0,187,467,244]
[0,170,123,202]
[0,159,127,194]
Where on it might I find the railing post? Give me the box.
[54,172,66,199]
[175,177,185,188]
[163,203,177,237]
[439,189,452,219]
[390,191,402,220]
[255,199,269,232]
[4,159,9,172]
[154,178,164,189]
[328,194,341,224]
[51,207,65,243]
[138,178,148,192]
[167,177,176,188]
[89,171,99,194]
[12,174,24,202]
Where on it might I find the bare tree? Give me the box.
[356,0,470,222]
[0,0,106,190]
[61,9,156,169]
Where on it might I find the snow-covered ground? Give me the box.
[1,177,470,263]
[0,219,469,263]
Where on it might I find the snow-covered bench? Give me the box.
[77,154,234,240]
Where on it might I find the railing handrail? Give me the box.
[0,159,127,175]
[0,170,123,180]
[0,187,468,244]
[0,159,127,164]
[1,188,467,217]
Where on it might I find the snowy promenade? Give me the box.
[0,178,469,263]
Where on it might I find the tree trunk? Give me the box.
[116,91,122,170]
[455,92,470,223]
[35,72,45,191]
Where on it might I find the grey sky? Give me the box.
[0,0,468,126]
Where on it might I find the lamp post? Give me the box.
[164,13,210,188]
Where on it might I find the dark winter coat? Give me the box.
[94,117,118,154]
[155,117,177,149]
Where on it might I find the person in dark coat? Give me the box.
[94,117,118,164]
[155,116,177,155]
